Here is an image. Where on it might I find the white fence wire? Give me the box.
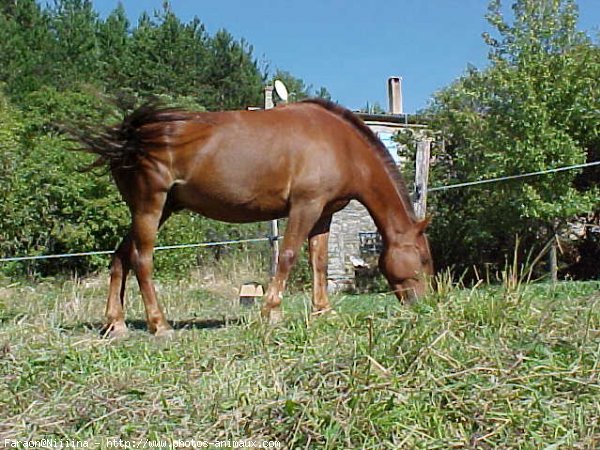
[0,237,271,263]
[428,161,600,192]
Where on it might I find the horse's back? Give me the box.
[166,104,357,222]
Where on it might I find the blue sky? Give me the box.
[92,1,600,113]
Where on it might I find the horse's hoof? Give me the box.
[262,307,284,324]
[154,327,175,339]
[311,308,338,318]
[270,309,284,324]
[101,322,129,339]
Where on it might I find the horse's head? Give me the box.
[379,218,433,302]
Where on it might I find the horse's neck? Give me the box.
[357,163,415,245]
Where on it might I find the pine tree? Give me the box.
[98,3,130,93]
[0,0,56,97]
[205,29,263,109]
[47,0,103,88]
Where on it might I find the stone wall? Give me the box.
[327,200,378,291]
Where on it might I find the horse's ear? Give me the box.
[416,216,431,234]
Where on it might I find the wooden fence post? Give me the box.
[549,236,558,283]
[264,85,279,276]
[413,139,431,220]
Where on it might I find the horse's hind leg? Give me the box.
[103,204,175,338]
[129,193,174,336]
[104,232,136,338]
[262,201,325,322]
[308,216,333,315]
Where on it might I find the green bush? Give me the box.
[0,88,127,276]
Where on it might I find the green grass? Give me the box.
[0,276,599,449]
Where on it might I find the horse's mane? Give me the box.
[301,98,416,221]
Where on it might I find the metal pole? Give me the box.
[269,220,279,277]
[265,85,279,276]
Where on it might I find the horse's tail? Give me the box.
[72,101,191,172]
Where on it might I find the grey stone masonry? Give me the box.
[328,200,377,287]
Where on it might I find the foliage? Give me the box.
[426,0,599,275]
[205,30,264,109]
[0,88,126,275]
[0,0,56,97]
[361,101,387,114]
[0,279,598,447]
[0,0,265,107]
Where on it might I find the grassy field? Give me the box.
[0,274,599,449]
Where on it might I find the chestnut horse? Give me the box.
[79,99,433,337]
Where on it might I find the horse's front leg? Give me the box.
[261,201,325,322]
[308,216,333,315]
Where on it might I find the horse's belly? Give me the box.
[171,181,289,223]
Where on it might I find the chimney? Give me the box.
[264,85,274,110]
[387,76,403,115]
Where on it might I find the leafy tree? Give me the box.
[0,89,24,208]
[0,89,126,275]
[427,0,599,276]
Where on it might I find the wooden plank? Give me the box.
[413,140,431,220]
[549,237,558,283]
